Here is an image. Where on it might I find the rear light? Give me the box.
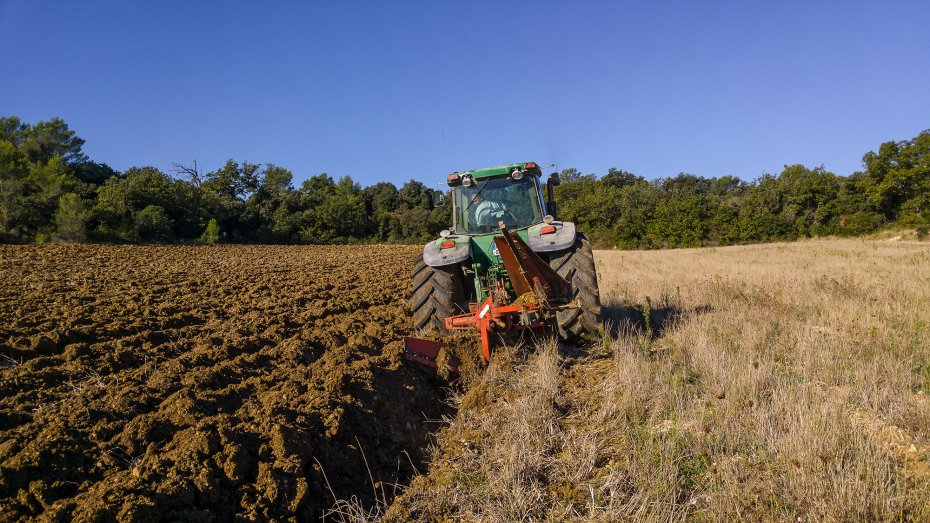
[441,240,456,249]
[524,162,537,169]
[447,173,461,186]
[540,225,556,235]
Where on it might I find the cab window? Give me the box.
[453,176,544,234]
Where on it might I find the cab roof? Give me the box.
[457,162,542,180]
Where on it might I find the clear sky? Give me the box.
[2,1,928,187]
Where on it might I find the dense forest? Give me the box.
[1,115,927,248]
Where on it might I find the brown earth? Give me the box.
[0,244,452,522]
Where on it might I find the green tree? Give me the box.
[860,130,930,225]
[648,195,708,248]
[298,175,370,242]
[610,180,661,248]
[559,168,595,184]
[397,179,431,210]
[199,218,222,243]
[0,140,29,240]
[737,174,793,242]
[364,181,400,241]
[72,161,118,186]
[246,164,295,242]
[601,168,639,189]
[389,180,445,242]
[200,160,262,240]
[776,165,842,236]
[18,156,78,239]
[88,167,197,241]
[134,205,173,241]
[0,117,28,147]
[203,160,260,199]
[53,193,90,242]
[553,171,598,224]
[92,177,134,240]
[20,118,88,165]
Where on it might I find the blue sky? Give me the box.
[2,1,928,187]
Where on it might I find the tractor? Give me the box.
[405,162,602,373]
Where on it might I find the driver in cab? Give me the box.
[471,191,518,228]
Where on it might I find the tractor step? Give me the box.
[403,337,460,379]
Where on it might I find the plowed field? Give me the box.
[0,244,447,521]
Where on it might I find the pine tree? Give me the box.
[53,193,89,242]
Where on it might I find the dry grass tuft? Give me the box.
[388,238,930,522]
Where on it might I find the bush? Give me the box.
[917,225,929,241]
[134,205,173,242]
[199,218,222,244]
[837,211,884,236]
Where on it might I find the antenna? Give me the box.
[441,129,447,167]
[436,131,449,189]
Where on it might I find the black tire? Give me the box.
[549,234,602,342]
[409,254,467,332]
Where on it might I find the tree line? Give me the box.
[0,116,450,244]
[556,130,929,248]
[1,115,927,247]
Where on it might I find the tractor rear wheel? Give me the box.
[409,255,466,332]
[549,234,602,343]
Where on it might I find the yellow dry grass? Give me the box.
[387,238,930,522]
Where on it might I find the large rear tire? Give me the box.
[549,234,602,343]
[408,255,466,332]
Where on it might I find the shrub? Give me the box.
[134,205,173,242]
[199,218,221,244]
[837,211,884,236]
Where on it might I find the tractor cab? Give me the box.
[425,162,574,271]
[444,162,557,235]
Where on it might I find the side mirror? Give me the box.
[546,175,559,219]
[432,191,446,207]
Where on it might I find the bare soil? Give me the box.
[0,244,449,521]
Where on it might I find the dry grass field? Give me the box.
[389,239,930,522]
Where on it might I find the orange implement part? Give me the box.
[445,292,544,361]
[403,337,460,378]
[440,222,573,362]
[494,223,572,306]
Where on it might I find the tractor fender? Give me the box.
[527,221,577,253]
[423,240,470,267]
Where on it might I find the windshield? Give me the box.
[453,176,544,234]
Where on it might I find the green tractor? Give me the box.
[405,162,602,367]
